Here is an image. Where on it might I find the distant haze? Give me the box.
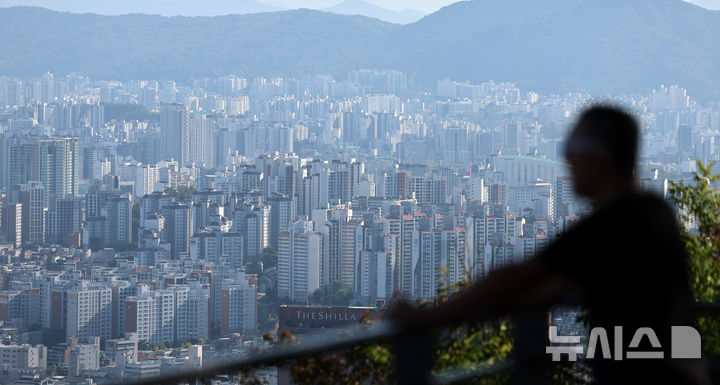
[2,0,720,99]
[0,0,716,15]
[0,0,456,14]
[265,0,457,12]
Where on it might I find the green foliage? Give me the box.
[236,267,597,384]
[668,159,720,356]
[424,268,513,384]
[138,340,152,351]
[237,368,271,385]
[210,321,222,340]
[132,201,141,242]
[165,185,197,201]
[253,264,280,336]
[258,288,280,335]
[245,261,263,274]
[310,281,354,306]
[261,247,278,270]
[41,328,65,347]
[104,103,159,121]
[272,270,514,385]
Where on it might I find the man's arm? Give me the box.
[387,259,577,327]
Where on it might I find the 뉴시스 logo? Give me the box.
[546,326,702,361]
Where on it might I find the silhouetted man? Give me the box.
[388,106,707,385]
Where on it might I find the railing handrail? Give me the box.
[112,301,720,385]
[693,301,720,314]
[114,323,404,385]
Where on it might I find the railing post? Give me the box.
[394,328,432,385]
[512,310,551,385]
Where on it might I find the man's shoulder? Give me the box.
[610,192,680,236]
[587,191,676,230]
[615,191,672,213]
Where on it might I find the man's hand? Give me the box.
[384,298,421,323]
[384,296,440,329]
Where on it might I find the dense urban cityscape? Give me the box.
[0,67,717,384]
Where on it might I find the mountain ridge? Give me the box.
[1,1,719,99]
[322,0,426,24]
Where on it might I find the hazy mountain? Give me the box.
[0,7,395,80]
[383,0,720,99]
[323,0,426,24]
[1,0,719,99]
[0,0,282,16]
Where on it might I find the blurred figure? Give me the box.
[387,106,707,385]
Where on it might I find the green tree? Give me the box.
[165,185,197,201]
[41,328,65,347]
[245,260,263,274]
[104,103,160,122]
[210,321,222,340]
[261,247,278,270]
[310,281,353,306]
[668,159,720,356]
[138,340,152,351]
[132,201,141,242]
[288,270,513,385]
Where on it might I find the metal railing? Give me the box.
[113,320,514,385]
[112,301,720,385]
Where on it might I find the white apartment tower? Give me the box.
[65,284,113,340]
[278,220,322,302]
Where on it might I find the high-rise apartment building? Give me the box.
[65,284,113,340]
[278,221,322,302]
[188,112,215,168]
[220,279,257,335]
[233,205,269,259]
[267,194,294,249]
[412,228,466,299]
[45,197,83,245]
[105,196,133,245]
[162,204,194,258]
[1,202,22,247]
[187,284,210,341]
[160,103,189,163]
[1,136,79,200]
[18,181,45,245]
[124,285,201,345]
[124,289,176,345]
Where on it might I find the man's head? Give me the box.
[564,106,639,199]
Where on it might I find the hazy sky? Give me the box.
[272,0,720,12]
[0,0,716,14]
[264,0,458,12]
[267,0,718,12]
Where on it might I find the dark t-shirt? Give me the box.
[539,192,703,384]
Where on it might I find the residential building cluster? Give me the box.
[0,69,714,383]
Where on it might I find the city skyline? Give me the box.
[0,0,718,383]
[0,66,715,384]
